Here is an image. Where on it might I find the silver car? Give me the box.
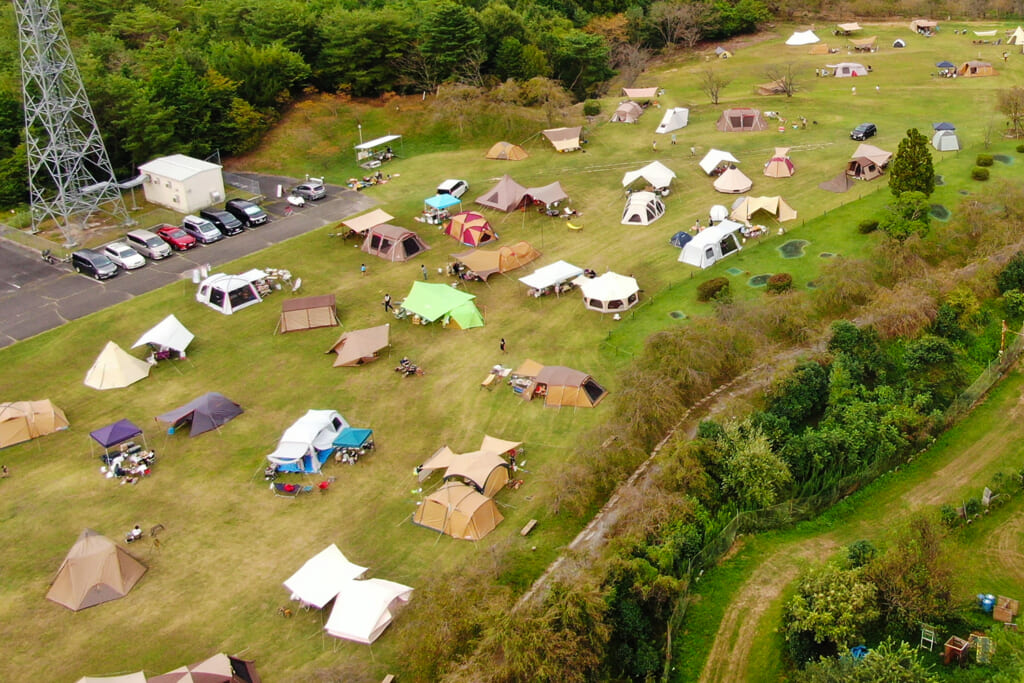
[102,242,146,270]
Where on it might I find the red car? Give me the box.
[155,224,197,251]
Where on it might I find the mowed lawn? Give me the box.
[2,21,1024,682]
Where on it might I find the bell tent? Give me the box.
[656,107,689,134]
[0,399,68,448]
[621,191,666,225]
[485,141,528,161]
[530,365,608,408]
[577,272,639,313]
[132,314,194,357]
[474,175,527,212]
[400,282,484,329]
[716,108,768,132]
[361,224,430,261]
[610,101,644,123]
[46,529,146,611]
[622,161,676,190]
[763,147,795,177]
[678,219,744,269]
[847,143,892,180]
[267,409,348,473]
[445,212,497,246]
[277,295,339,333]
[413,481,503,541]
[1008,26,1024,45]
[932,130,961,151]
[283,544,367,609]
[713,167,753,194]
[730,196,797,224]
[326,324,390,367]
[84,342,151,390]
[156,392,242,437]
[453,241,541,281]
[542,126,582,152]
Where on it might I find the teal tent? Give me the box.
[400,282,484,329]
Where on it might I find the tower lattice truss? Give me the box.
[15,0,128,242]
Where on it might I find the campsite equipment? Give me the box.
[132,314,194,358]
[621,191,666,225]
[89,419,146,456]
[267,409,347,474]
[0,399,69,448]
[326,324,390,367]
[361,224,430,261]
[396,359,424,377]
[156,392,242,437]
[46,529,147,611]
[678,220,744,269]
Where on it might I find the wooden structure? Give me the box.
[943,635,970,666]
[994,596,1019,623]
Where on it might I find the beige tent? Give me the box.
[755,79,788,95]
[453,241,541,281]
[1008,26,1024,45]
[479,434,522,457]
[622,86,659,99]
[0,399,69,448]
[849,36,877,51]
[621,191,666,225]
[730,196,797,225]
[610,101,644,123]
[148,653,239,683]
[84,342,151,390]
[837,22,862,33]
[341,209,394,237]
[326,324,390,367]
[713,167,753,194]
[808,43,830,55]
[716,108,767,132]
[46,529,147,611]
[542,126,582,152]
[474,174,528,212]
[910,19,937,33]
[278,295,339,333]
[847,143,892,180]
[527,365,607,408]
[957,61,996,77]
[444,449,511,497]
[361,224,430,261]
[485,141,528,161]
[412,482,503,541]
[75,674,147,683]
[764,148,795,178]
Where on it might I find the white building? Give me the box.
[138,154,226,213]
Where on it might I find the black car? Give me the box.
[198,209,244,236]
[71,248,119,280]
[850,123,877,141]
[224,199,269,227]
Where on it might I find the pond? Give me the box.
[749,274,772,287]
[929,204,951,221]
[777,240,809,258]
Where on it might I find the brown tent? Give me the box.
[957,60,996,77]
[808,43,830,54]
[361,224,430,261]
[453,241,541,281]
[46,529,147,611]
[529,365,607,408]
[341,209,394,237]
[730,196,797,224]
[474,174,528,212]
[610,101,644,123]
[277,295,339,333]
[485,141,528,161]
[412,482,503,541]
[0,399,69,448]
[755,79,788,95]
[847,143,892,180]
[716,108,768,132]
[444,449,511,497]
[849,36,877,51]
[525,182,569,207]
[542,126,582,152]
[148,652,244,683]
[326,324,390,367]
[819,171,854,193]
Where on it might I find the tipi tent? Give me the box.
[326,324,390,367]
[622,161,676,190]
[324,577,413,644]
[656,107,688,134]
[716,108,768,132]
[283,544,367,608]
[957,61,996,77]
[413,481,503,541]
[361,224,430,261]
[763,147,795,177]
[700,149,740,175]
[474,174,527,212]
[445,212,497,246]
[610,101,644,123]
[277,295,339,333]
[267,409,347,474]
[485,141,528,161]
[400,282,484,329]
[679,219,744,269]
[577,272,640,312]
[156,392,243,437]
[453,241,541,281]
[147,653,242,683]
[713,167,753,194]
[542,126,582,152]
[730,196,797,224]
[621,191,666,225]
[0,399,69,448]
[932,130,960,151]
[195,272,263,315]
[1008,26,1024,45]
[524,181,569,207]
[132,314,194,356]
[830,62,868,77]
[46,529,146,611]
[341,209,394,237]
[518,260,584,295]
[444,450,510,496]
[847,143,892,180]
[84,342,151,390]
[622,86,659,100]
[785,30,820,45]
[531,365,608,407]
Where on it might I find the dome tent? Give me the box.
[484,141,528,160]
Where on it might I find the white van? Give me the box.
[126,228,172,260]
[436,179,469,198]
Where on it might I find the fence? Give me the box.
[944,322,1024,423]
[222,171,261,198]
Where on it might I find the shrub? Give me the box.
[857,219,878,234]
[846,540,877,568]
[766,273,793,294]
[972,166,990,181]
[1017,144,1024,153]
[976,154,994,167]
[1004,289,1024,318]
[583,99,601,116]
[697,277,729,302]
[997,252,1024,293]
[939,504,962,529]
[964,497,981,516]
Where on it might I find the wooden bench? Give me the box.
[381,675,395,683]
[481,373,498,389]
[520,519,538,536]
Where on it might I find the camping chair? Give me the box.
[272,482,313,497]
[567,220,583,232]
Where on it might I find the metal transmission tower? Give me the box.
[15,0,129,244]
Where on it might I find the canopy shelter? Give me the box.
[156,392,242,437]
[935,61,955,69]
[84,342,151,391]
[837,22,862,33]
[577,272,639,313]
[445,212,497,246]
[0,399,68,448]
[354,134,401,161]
[957,61,996,77]
[333,427,373,449]
[412,481,503,541]
[530,365,607,408]
[809,42,831,54]
[847,143,892,180]
[518,260,584,295]
[932,130,960,151]
[622,86,659,99]
[764,147,795,177]
[132,314,194,356]
[524,181,568,207]
[829,62,868,77]
[475,174,528,212]
[283,544,367,609]
[656,107,689,134]
[479,434,522,457]
[196,271,263,315]
[418,445,458,480]
[716,108,768,132]
[910,19,938,32]
[679,219,743,268]
[267,409,347,474]
[324,577,413,644]
[453,241,540,281]
[485,141,528,161]
[277,295,338,334]
[341,209,394,237]
[700,149,740,175]
[849,36,877,51]
[46,529,146,611]
[89,419,145,456]
[147,653,236,683]
[361,224,429,261]
[933,121,956,130]
[424,194,462,213]
[621,191,666,225]
[326,324,390,367]
[542,126,582,152]
[819,171,855,193]
[622,161,676,190]
[756,79,789,95]
[610,101,644,123]
[785,30,819,45]
[75,673,147,683]
[444,450,510,497]
[400,281,484,329]
[1008,26,1024,45]
[713,167,753,194]
[730,196,797,225]
[419,434,520,481]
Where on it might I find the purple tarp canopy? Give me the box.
[89,419,144,448]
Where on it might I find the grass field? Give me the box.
[3,20,1024,682]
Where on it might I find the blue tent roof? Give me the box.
[333,427,373,448]
[932,121,956,131]
[425,194,462,210]
[670,231,693,248]
[936,60,955,68]
[89,419,143,448]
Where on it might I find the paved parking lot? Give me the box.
[0,183,376,348]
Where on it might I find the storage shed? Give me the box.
[137,154,225,214]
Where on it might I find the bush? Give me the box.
[766,273,793,294]
[997,252,1024,293]
[939,504,962,529]
[857,219,878,234]
[976,154,994,167]
[697,277,730,302]
[964,497,981,516]
[1017,144,1024,153]
[1004,289,1024,318]
[583,99,601,116]
[846,540,877,568]
[972,166,990,181]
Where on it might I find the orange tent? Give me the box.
[445,212,497,247]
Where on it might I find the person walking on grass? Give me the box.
[360,263,367,277]
[500,338,507,353]
[383,293,393,312]
[421,264,429,281]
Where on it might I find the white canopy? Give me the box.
[837,22,862,32]
[354,134,401,151]
[284,544,367,609]
[84,342,151,390]
[622,86,659,99]
[656,107,689,134]
[325,577,414,644]
[622,161,676,189]
[132,314,194,354]
[518,260,584,290]
[699,149,740,175]
[267,410,348,470]
[786,30,820,45]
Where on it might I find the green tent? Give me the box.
[401,282,484,329]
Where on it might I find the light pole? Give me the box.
[357,124,363,145]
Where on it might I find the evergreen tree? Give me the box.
[889,128,935,197]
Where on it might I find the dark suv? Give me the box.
[850,123,877,141]
[199,209,244,236]
[224,199,269,227]
[71,248,119,280]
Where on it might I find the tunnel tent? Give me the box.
[84,342,151,390]
[326,324,390,367]
[829,62,868,77]
[656,107,689,134]
[277,295,339,333]
[267,409,348,474]
[131,314,194,356]
[621,191,666,225]
[46,529,147,612]
[678,219,744,268]
[412,482,504,541]
[610,101,644,123]
[283,544,367,609]
[957,61,996,77]
[485,141,528,161]
[474,174,528,212]
[453,241,541,281]
[530,365,608,408]
[443,449,511,497]
[0,399,69,448]
[361,224,430,261]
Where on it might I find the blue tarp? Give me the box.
[277,448,333,474]
[425,194,462,210]
[333,428,373,448]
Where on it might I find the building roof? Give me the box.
[138,154,221,181]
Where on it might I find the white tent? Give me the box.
[325,577,414,644]
[84,342,151,390]
[621,191,666,225]
[131,314,194,355]
[1009,26,1024,45]
[610,101,644,123]
[267,409,348,473]
[709,204,729,223]
[196,271,264,315]
[577,272,640,313]
[713,167,753,194]
[622,161,676,190]
[679,220,744,269]
[283,544,367,609]
[830,62,868,77]
[786,30,820,45]
[518,260,584,294]
[932,130,960,151]
[699,149,740,175]
[656,107,689,134]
